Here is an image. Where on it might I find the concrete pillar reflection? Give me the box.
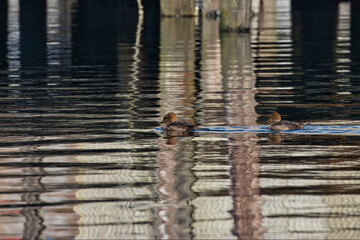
[157,16,198,239]
[221,30,263,238]
[19,1,47,238]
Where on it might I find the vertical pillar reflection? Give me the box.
[43,1,80,238]
[221,32,263,238]
[158,17,197,118]
[156,16,198,239]
[221,34,257,127]
[333,2,351,95]
[19,0,47,238]
[7,0,20,79]
[21,168,46,240]
[198,17,225,126]
[228,135,263,239]
[155,141,179,239]
[47,0,74,76]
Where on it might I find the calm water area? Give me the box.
[1,0,360,239]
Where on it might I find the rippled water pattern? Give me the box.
[1,0,360,239]
[160,125,360,135]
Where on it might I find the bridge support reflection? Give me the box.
[221,32,264,238]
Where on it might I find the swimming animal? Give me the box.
[162,112,199,132]
[267,112,310,131]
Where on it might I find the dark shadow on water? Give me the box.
[0,1,7,71]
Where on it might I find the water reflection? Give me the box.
[0,0,360,239]
[260,133,360,239]
[159,17,198,121]
[0,1,7,71]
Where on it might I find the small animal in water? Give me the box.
[162,112,199,132]
[267,111,310,131]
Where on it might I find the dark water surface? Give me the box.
[1,0,360,239]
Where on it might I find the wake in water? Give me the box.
[155,126,360,135]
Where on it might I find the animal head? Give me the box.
[162,112,177,125]
[267,112,281,123]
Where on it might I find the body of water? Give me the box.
[0,0,360,239]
